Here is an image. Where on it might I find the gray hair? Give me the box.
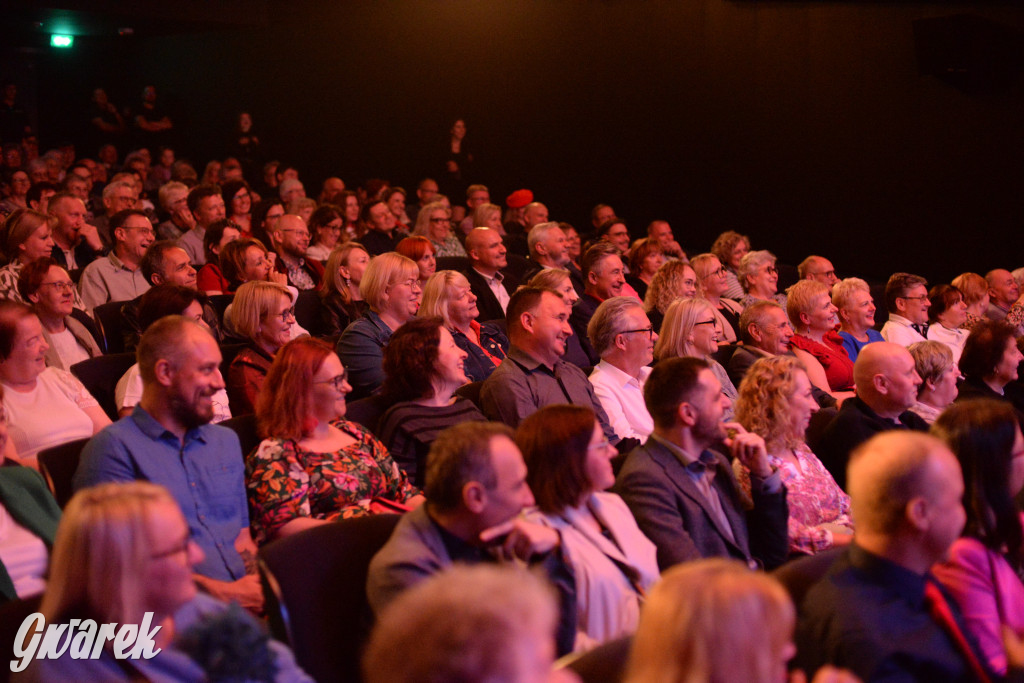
[588,296,646,357]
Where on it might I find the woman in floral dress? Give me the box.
[246,337,423,545]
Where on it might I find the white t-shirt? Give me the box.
[2,367,98,466]
[0,504,47,598]
[48,327,91,370]
[115,363,232,424]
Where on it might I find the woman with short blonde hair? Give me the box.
[787,279,854,400]
[226,280,294,415]
[952,271,990,331]
[832,277,883,362]
[735,356,853,554]
[412,200,466,257]
[624,558,796,683]
[689,253,742,343]
[737,250,785,309]
[907,340,958,424]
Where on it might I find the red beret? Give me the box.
[505,189,534,209]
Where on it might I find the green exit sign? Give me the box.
[50,35,74,48]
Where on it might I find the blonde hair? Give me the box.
[41,482,177,624]
[831,277,870,312]
[412,200,451,238]
[689,253,720,298]
[785,279,830,331]
[527,267,571,292]
[624,558,794,683]
[644,260,697,314]
[319,242,368,305]
[908,340,955,392]
[952,272,988,306]
[360,252,419,311]
[420,270,472,328]
[229,280,291,341]
[4,208,54,261]
[655,297,713,362]
[736,356,808,450]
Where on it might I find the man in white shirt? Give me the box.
[588,297,656,441]
[880,272,930,347]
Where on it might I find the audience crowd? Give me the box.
[4,94,1024,682]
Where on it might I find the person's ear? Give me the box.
[677,401,698,428]
[462,481,486,513]
[906,496,929,532]
[748,324,764,344]
[153,358,176,387]
[27,291,40,305]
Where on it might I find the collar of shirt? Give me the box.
[129,404,209,446]
[887,313,916,328]
[107,251,132,271]
[595,359,651,390]
[508,345,556,373]
[648,432,704,468]
[472,267,503,285]
[848,542,927,608]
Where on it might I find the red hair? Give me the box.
[396,236,433,262]
[256,337,334,440]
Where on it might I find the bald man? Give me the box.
[814,342,928,488]
[985,268,1024,334]
[795,431,989,682]
[797,255,840,292]
[462,227,519,322]
[271,214,323,290]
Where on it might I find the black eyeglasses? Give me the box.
[694,319,717,326]
[622,327,655,338]
[315,370,349,391]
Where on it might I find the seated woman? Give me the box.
[710,230,749,300]
[18,257,102,371]
[219,237,288,293]
[336,190,361,241]
[221,178,253,238]
[469,202,505,236]
[413,200,466,257]
[336,252,421,400]
[396,236,437,290]
[115,285,231,422]
[420,270,508,382]
[655,297,737,419]
[625,559,804,683]
[319,243,370,337]
[907,341,959,424]
[383,187,411,231]
[250,198,285,249]
[956,320,1024,413]
[734,356,853,555]
[737,249,786,310]
[26,481,311,680]
[832,277,883,363]
[287,197,317,226]
[248,338,422,545]
[625,237,666,302]
[0,301,110,469]
[0,209,68,307]
[643,259,697,334]
[952,272,991,331]
[926,283,969,364]
[377,317,485,486]
[226,281,294,416]
[527,268,589,368]
[690,253,743,343]
[0,390,61,603]
[305,203,344,263]
[518,404,659,651]
[787,279,854,400]
[195,219,241,295]
[931,400,1024,676]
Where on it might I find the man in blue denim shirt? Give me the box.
[74,315,262,611]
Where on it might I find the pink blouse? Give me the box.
[735,442,852,555]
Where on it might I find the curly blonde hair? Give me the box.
[644,260,696,314]
[735,355,807,450]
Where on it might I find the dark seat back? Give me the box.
[771,546,844,610]
[294,289,329,338]
[0,594,42,683]
[560,635,632,683]
[805,406,838,455]
[70,352,138,420]
[259,514,401,683]
[221,413,260,460]
[93,299,129,354]
[37,437,91,509]
[346,393,392,435]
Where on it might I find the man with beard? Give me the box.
[270,213,323,290]
[74,316,262,611]
[615,357,789,571]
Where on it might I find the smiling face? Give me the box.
[369,202,396,233]
[231,188,251,217]
[428,208,452,242]
[341,247,370,287]
[0,314,48,383]
[383,272,422,322]
[316,217,344,250]
[690,305,721,357]
[989,269,1020,308]
[448,279,479,327]
[311,352,352,423]
[840,289,876,332]
[167,327,225,428]
[803,293,838,334]
[241,245,270,283]
[116,214,155,262]
[747,261,778,297]
[621,307,657,367]
[698,257,729,298]
[898,284,931,325]
[992,336,1024,386]
[584,421,616,493]
[31,266,75,319]
[728,239,749,270]
[756,306,794,355]
[257,293,294,352]
[194,194,226,228]
[144,500,204,617]
[788,370,819,439]
[158,247,197,289]
[20,222,55,263]
[433,327,469,394]
[588,255,625,299]
[387,192,406,219]
[526,292,573,366]
[555,276,579,307]
[937,293,968,329]
[416,247,437,281]
[604,223,630,253]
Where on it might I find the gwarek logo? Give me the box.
[10,612,162,673]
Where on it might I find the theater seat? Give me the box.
[559,635,632,683]
[220,413,260,460]
[259,514,401,683]
[771,546,844,610]
[70,352,138,421]
[0,594,42,683]
[37,437,91,509]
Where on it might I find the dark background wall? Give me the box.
[10,0,1024,284]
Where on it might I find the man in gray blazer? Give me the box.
[615,357,789,571]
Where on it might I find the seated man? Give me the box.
[48,192,102,274]
[880,272,931,346]
[570,242,627,366]
[359,199,404,256]
[815,341,928,489]
[521,221,570,281]
[588,296,656,442]
[91,179,138,250]
[615,356,789,571]
[77,208,153,312]
[480,286,616,442]
[270,213,323,290]
[73,316,261,610]
[796,431,991,682]
[463,227,519,323]
[727,300,795,386]
[797,255,840,292]
[646,219,685,260]
[364,565,569,683]
[154,180,194,241]
[985,268,1024,334]
[366,422,575,655]
[177,183,225,266]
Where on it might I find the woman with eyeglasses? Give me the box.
[221,179,252,238]
[396,236,437,290]
[226,281,295,416]
[737,250,786,310]
[412,200,466,258]
[517,404,659,651]
[735,356,853,556]
[25,481,312,680]
[932,399,1024,676]
[247,338,422,545]
[787,279,854,399]
[18,257,102,371]
[689,253,742,343]
[377,317,485,487]
[305,203,346,264]
[655,297,737,419]
[336,252,422,400]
